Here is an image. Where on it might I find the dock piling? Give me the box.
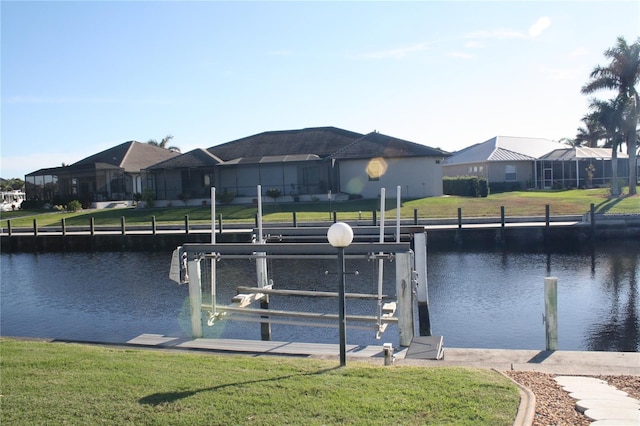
[544,277,558,351]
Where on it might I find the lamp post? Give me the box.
[327,222,353,366]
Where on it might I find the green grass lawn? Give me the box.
[0,338,519,425]
[1,188,638,228]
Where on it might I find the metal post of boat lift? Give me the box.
[414,232,431,336]
[396,186,401,243]
[255,185,271,341]
[187,256,203,338]
[377,188,386,333]
[210,187,217,321]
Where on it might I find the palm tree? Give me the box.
[575,112,604,148]
[0,178,25,191]
[582,36,639,195]
[559,137,580,147]
[588,98,624,195]
[147,134,181,153]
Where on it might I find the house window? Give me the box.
[479,166,483,172]
[505,165,517,181]
[473,166,478,173]
[468,166,472,173]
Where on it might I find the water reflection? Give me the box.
[584,245,638,351]
[1,240,638,351]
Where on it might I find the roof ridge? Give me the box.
[119,141,137,167]
[490,146,535,160]
[330,131,372,157]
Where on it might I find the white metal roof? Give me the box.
[444,136,562,165]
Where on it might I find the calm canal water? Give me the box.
[1,240,638,351]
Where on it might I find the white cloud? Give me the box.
[528,16,551,38]
[356,43,429,59]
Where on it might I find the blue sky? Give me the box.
[2,1,638,179]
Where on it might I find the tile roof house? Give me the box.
[139,127,450,204]
[25,141,179,207]
[205,127,363,201]
[443,136,562,190]
[26,127,451,207]
[208,127,363,160]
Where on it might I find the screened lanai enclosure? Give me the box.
[536,147,630,189]
[25,163,136,205]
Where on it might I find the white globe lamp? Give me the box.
[327,222,354,248]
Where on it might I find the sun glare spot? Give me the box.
[366,158,388,179]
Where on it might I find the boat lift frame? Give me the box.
[170,185,432,348]
[175,241,417,347]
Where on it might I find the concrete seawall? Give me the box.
[2,214,638,253]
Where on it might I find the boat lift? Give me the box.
[169,186,433,349]
[171,241,415,344]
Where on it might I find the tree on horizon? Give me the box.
[575,112,604,148]
[147,134,181,153]
[582,36,639,196]
[587,98,625,195]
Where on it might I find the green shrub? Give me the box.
[141,188,155,208]
[266,188,281,201]
[478,179,490,197]
[216,189,235,204]
[489,182,522,194]
[66,200,82,212]
[443,176,488,197]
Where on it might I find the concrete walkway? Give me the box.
[125,333,639,376]
[397,347,640,376]
[555,376,640,425]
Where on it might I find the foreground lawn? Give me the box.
[0,338,519,425]
[1,188,638,228]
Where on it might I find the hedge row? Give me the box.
[489,181,523,193]
[443,176,489,197]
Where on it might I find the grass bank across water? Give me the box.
[3,188,637,228]
[0,338,519,425]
